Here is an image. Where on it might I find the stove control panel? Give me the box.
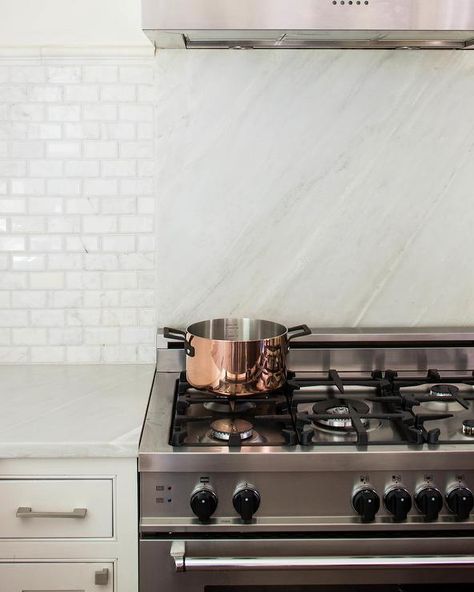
[141,471,474,529]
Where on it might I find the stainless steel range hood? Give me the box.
[142,0,474,49]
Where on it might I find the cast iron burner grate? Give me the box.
[290,368,474,448]
[169,372,297,448]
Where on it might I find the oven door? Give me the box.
[140,535,474,592]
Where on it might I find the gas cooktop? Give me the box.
[169,369,474,449]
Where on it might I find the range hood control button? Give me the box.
[415,487,443,521]
[446,487,474,521]
[233,483,260,522]
[190,485,218,522]
[352,488,380,522]
[384,487,412,522]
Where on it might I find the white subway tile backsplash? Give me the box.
[83,65,118,83]
[11,216,46,233]
[47,142,81,158]
[64,85,99,102]
[29,86,63,102]
[31,309,65,327]
[84,140,117,158]
[64,122,100,139]
[0,57,156,363]
[100,85,135,102]
[47,66,81,84]
[29,271,64,290]
[64,160,100,177]
[12,254,46,271]
[83,104,117,121]
[48,104,81,121]
[84,178,118,195]
[12,328,48,345]
[0,236,25,250]
[27,122,62,139]
[82,215,117,233]
[29,235,63,251]
[1,199,26,213]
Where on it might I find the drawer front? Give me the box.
[0,561,113,591]
[0,479,113,539]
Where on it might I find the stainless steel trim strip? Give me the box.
[170,541,474,572]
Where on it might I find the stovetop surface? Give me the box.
[139,330,474,461]
[168,370,474,449]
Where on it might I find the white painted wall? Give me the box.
[0,0,151,53]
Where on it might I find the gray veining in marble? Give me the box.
[0,364,154,458]
[155,50,474,329]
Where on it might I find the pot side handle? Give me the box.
[163,327,195,357]
[287,324,312,341]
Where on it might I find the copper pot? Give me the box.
[163,318,311,396]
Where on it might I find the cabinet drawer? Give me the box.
[0,479,113,539]
[0,561,113,591]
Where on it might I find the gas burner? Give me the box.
[430,384,460,399]
[312,400,369,432]
[210,418,254,441]
[462,420,474,437]
[204,400,256,414]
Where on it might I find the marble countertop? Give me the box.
[0,364,155,458]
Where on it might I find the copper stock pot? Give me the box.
[163,318,311,396]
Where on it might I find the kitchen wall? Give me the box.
[1,47,474,363]
[0,57,156,363]
[156,50,474,329]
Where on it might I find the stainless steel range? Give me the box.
[139,329,474,591]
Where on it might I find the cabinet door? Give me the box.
[0,562,113,591]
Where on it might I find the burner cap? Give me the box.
[210,418,253,441]
[430,384,459,399]
[312,399,369,432]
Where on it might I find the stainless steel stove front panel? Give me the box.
[140,537,474,591]
[141,469,474,532]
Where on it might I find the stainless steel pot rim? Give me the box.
[186,318,288,342]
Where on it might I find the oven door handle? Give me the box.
[170,542,474,573]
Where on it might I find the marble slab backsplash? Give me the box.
[156,50,474,329]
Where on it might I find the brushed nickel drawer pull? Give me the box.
[16,506,87,519]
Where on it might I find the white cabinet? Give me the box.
[0,458,138,592]
[0,561,113,591]
[0,479,113,539]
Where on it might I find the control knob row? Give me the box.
[190,483,260,523]
[353,485,473,522]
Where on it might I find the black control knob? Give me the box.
[190,486,218,522]
[352,488,380,522]
[446,487,474,521]
[415,487,443,521]
[233,484,261,522]
[384,488,412,522]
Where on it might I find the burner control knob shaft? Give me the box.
[352,488,380,523]
[446,487,474,521]
[384,488,412,522]
[415,487,443,521]
[190,486,218,522]
[233,483,261,522]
